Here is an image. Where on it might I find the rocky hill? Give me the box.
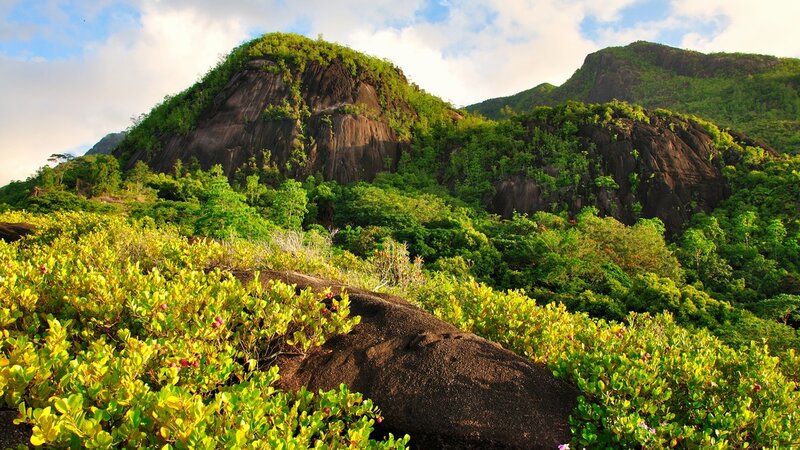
[112,35,782,235]
[410,101,775,235]
[490,111,729,234]
[85,132,126,155]
[468,41,800,153]
[115,33,453,184]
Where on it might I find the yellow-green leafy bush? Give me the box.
[414,274,799,449]
[0,211,407,449]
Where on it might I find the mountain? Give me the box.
[114,33,453,184]
[85,132,126,155]
[113,34,767,235]
[468,41,800,153]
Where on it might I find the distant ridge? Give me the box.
[468,41,800,153]
[85,132,126,155]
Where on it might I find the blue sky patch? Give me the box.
[416,0,450,23]
[617,0,672,25]
[0,2,140,60]
[580,0,683,47]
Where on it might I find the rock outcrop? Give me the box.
[251,270,579,450]
[488,112,732,235]
[121,58,408,184]
[0,222,35,242]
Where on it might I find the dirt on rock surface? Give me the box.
[249,270,579,450]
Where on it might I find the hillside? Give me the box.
[2,33,800,449]
[468,41,800,153]
[115,33,454,184]
[85,132,126,156]
[112,33,763,235]
[406,101,745,235]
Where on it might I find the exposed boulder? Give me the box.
[252,270,579,450]
[0,222,35,242]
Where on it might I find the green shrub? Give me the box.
[412,274,800,449]
[0,212,408,449]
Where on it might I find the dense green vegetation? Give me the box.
[3,35,800,448]
[3,207,799,449]
[0,211,408,448]
[469,41,800,153]
[5,100,800,353]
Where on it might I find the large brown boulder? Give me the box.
[0,222,35,242]
[256,270,579,449]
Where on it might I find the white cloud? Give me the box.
[0,2,249,184]
[675,0,800,57]
[344,0,604,105]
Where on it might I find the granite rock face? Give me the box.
[488,112,740,235]
[123,59,406,184]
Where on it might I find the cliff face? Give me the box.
[123,58,407,184]
[489,112,732,235]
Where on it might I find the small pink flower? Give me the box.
[39,265,47,274]
[558,444,570,450]
[160,303,167,311]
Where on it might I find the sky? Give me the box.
[1,0,799,186]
